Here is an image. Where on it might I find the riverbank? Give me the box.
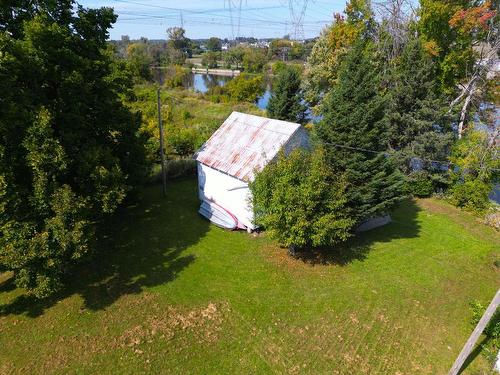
[191,67,241,76]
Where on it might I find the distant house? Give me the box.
[194,112,309,231]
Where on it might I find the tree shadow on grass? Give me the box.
[292,198,422,266]
[0,178,209,318]
[456,335,491,374]
[0,276,16,293]
[457,309,500,374]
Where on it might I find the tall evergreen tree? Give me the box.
[267,66,307,124]
[316,40,404,223]
[0,2,147,297]
[386,37,455,194]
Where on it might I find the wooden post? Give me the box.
[448,289,500,375]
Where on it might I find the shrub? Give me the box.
[166,127,198,156]
[182,110,193,121]
[449,128,499,213]
[271,61,287,75]
[405,172,434,197]
[470,300,500,364]
[225,73,264,102]
[163,65,190,89]
[250,148,355,249]
[242,48,268,73]
[449,179,492,213]
[149,158,197,183]
[204,85,230,103]
[271,61,303,76]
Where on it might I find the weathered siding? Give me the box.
[197,163,255,229]
[195,112,304,182]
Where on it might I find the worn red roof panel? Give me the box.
[195,111,302,182]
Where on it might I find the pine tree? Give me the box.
[386,37,455,194]
[316,40,404,223]
[267,66,307,124]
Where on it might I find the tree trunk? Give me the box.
[457,81,476,139]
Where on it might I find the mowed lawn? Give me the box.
[0,178,498,374]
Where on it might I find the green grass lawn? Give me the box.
[1,178,498,374]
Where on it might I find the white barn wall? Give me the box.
[195,111,310,230]
[197,163,255,229]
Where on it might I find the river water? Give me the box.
[183,72,271,109]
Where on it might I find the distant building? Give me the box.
[195,112,309,231]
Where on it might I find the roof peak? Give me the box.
[195,112,305,181]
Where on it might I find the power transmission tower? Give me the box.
[225,0,244,40]
[288,0,311,40]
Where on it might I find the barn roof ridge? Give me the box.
[195,111,304,182]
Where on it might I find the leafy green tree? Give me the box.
[126,42,153,81]
[226,47,245,69]
[0,2,147,297]
[251,148,354,249]
[316,40,404,223]
[448,127,499,213]
[166,27,190,63]
[201,51,219,68]
[206,37,222,52]
[417,0,495,94]
[225,73,264,102]
[385,37,455,193]
[303,0,373,109]
[268,39,306,60]
[167,27,189,51]
[267,66,307,124]
[242,47,268,73]
[0,0,74,38]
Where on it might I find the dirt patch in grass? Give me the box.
[260,243,338,276]
[5,292,229,374]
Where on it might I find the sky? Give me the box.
[78,0,347,40]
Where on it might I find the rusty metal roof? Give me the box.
[195,111,302,182]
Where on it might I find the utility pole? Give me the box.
[448,289,500,375]
[157,86,167,197]
[152,65,167,197]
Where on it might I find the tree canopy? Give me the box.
[206,37,222,52]
[385,36,455,193]
[251,148,354,249]
[316,40,404,223]
[0,1,147,297]
[303,0,373,109]
[267,66,307,124]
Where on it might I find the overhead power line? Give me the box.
[111,0,284,22]
[110,0,333,38]
[322,141,500,172]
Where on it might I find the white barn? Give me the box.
[195,111,309,231]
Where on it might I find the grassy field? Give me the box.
[0,178,498,374]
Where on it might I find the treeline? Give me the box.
[253,0,499,251]
[112,30,313,80]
